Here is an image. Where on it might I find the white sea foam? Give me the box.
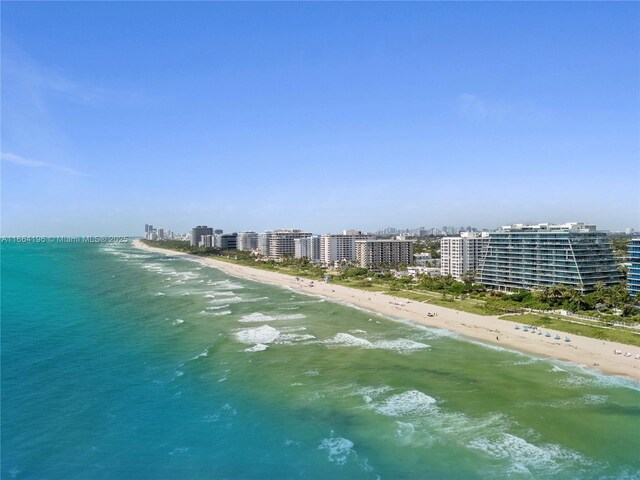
[318,435,355,466]
[277,313,306,320]
[234,325,280,345]
[173,319,185,325]
[169,447,190,456]
[204,291,238,298]
[373,339,430,353]
[275,333,316,344]
[281,326,308,333]
[206,304,230,310]
[239,312,307,323]
[239,312,275,323]
[208,296,244,304]
[468,433,588,476]
[191,348,209,360]
[209,280,245,290]
[290,299,326,305]
[323,333,429,353]
[200,309,231,316]
[154,292,166,296]
[245,344,269,352]
[324,333,372,347]
[202,403,237,423]
[242,296,270,303]
[354,385,394,398]
[396,421,416,442]
[375,390,437,417]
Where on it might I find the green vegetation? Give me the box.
[610,236,630,260]
[142,239,326,280]
[140,239,640,345]
[500,313,640,347]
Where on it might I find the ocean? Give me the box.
[2,241,639,479]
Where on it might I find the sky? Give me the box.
[2,2,639,236]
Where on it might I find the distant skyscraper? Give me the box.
[478,223,621,292]
[628,238,640,296]
[191,226,213,247]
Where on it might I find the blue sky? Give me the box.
[2,2,638,235]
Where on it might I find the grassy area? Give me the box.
[141,241,640,346]
[500,313,640,347]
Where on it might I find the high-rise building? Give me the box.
[258,232,271,256]
[355,240,414,269]
[320,231,374,265]
[294,236,321,262]
[440,232,489,281]
[237,231,259,251]
[628,238,640,296]
[220,233,238,250]
[478,223,622,292]
[191,226,213,247]
[199,235,214,248]
[267,230,312,259]
[157,228,164,240]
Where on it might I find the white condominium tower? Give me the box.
[294,236,321,262]
[355,239,414,269]
[320,230,374,265]
[440,232,489,281]
[266,229,313,259]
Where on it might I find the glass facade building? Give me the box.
[478,223,622,293]
[628,238,640,296]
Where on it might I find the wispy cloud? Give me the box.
[1,152,91,177]
[456,93,509,121]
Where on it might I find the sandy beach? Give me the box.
[133,240,640,381]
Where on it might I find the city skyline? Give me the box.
[2,3,639,236]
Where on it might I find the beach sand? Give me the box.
[133,240,640,381]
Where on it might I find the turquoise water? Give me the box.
[2,241,639,479]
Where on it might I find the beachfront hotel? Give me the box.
[319,230,374,265]
[628,238,640,296]
[440,232,489,281]
[355,239,414,269]
[478,222,622,292]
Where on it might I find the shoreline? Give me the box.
[132,240,640,381]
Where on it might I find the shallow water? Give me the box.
[2,241,639,479]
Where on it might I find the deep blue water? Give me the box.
[2,241,639,479]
